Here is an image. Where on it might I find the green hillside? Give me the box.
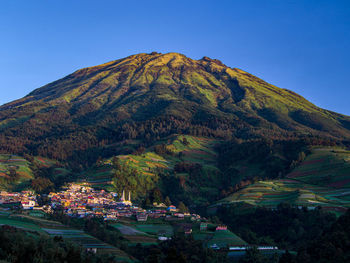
[82,135,222,204]
[0,154,72,192]
[0,211,135,262]
[219,148,350,214]
[1,52,350,167]
[287,148,350,188]
[1,52,350,211]
[0,154,34,190]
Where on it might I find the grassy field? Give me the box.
[134,224,174,237]
[219,148,350,215]
[112,218,247,249]
[207,230,247,247]
[111,222,167,245]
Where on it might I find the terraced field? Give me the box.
[0,154,34,190]
[84,165,115,190]
[85,135,221,191]
[287,148,350,188]
[219,148,350,215]
[117,135,220,175]
[0,212,134,262]
[0,154,70,191]
[111,219,247,249]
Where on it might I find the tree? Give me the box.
[31,177,54,193]
[152,188,163,204]
[145,197,152,208]
[8,167,17,178]
[178,201,189,213]
[239,247,267,263]
[182,137,189,146]
[134,146,146,155]
[164,196,172,207]
[112,156,122,170]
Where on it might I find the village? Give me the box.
[0,183,202,223]
[0,183,281,256]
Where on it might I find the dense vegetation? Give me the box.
[216,203,337,250]
[49,211,223,263]
[127,234,227,263]
[216,204,350,263]
[1,52,350,169]
[0,225,116,263]
[1,52,350,262]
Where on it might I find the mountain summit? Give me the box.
[1,52,349,161]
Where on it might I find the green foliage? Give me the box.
[1,52,349,169]
[127,234,227,263]
[0,225,113,263]
[31,177,54,193]
[111,158,158,199]
[216,203,337,250]
[178,201,189,213]
[164,196,172,206]
[239,247,268,263]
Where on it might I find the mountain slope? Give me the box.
[0,52,350,164]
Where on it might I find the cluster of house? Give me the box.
[0,190,37,209]
[0,183,203,222]
[48,183,138,219]
[47,183,202,222]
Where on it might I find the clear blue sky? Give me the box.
[1,0,349,115]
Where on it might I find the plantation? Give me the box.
[0,211,135,262]
[219,148,350,215]
[0,154,34,190]
[287,147,350,188]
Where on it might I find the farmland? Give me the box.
[113,135,220,176]
[111,218,248,249]
[0,211,135,262]
[0,154,34,190]
[0,154,70,191]
[218,148,350,215]
[287,148,350,189]
[84,135,222,196]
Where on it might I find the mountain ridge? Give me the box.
[0,52,350,164]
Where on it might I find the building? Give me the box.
[215,225,227,231]
[118,190,132,206]
[21,200,36,210]
[136,213,148,222]
[167,205,177,212]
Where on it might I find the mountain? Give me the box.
[1,52,350,165]
[1,52,350,262]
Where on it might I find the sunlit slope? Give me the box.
[219,148,350,214]
[1,52,350,164]
[0,155,68,191]
[83,135,220,191]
